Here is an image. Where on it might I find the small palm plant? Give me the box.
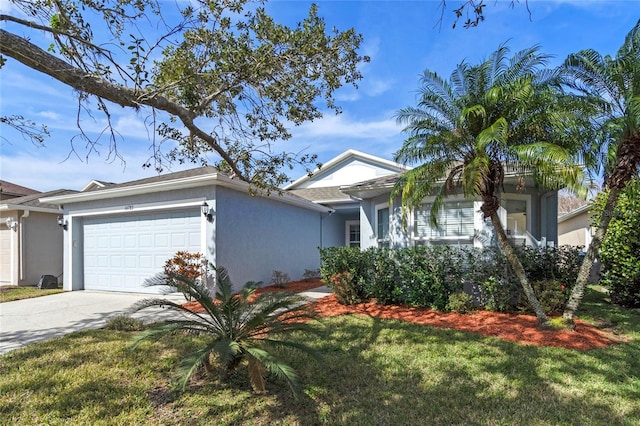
[130,266,321,396]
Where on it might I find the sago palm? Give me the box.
[393,44,589,328]
[562,19,640,324]
[131,266,321,397]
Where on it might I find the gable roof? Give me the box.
[0,180,41,199]
[284,149,410,190]
[40,166,332,214]
[81,179,116,192]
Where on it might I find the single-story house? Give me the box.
[339,167,559,250]
[40,167,332,293]
[0,184,71,286]
[38,150,562,294]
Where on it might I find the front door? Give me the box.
[345,220,360,248]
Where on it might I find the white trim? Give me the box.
[65,198,205,219]
[284,149,410,190]
[375,202,390,244]
[345,220,361,247]
[558,204,590,223]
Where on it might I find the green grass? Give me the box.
[1,286,639,425]
[0,286,64,302]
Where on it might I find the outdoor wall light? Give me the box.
[5,217,17,232]
[57,215,68,231]
[201,201,213,223]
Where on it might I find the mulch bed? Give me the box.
[183,278,624,351]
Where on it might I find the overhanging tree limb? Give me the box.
[0,27,250,182]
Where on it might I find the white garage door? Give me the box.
[83,209,201,293]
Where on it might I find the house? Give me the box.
[339,168,559,249]
[0,184,72,286]
[558,205,593,249]
[37,150,562,294]
[40,167,332,293]
[285,149,410,249]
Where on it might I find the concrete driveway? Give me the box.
[0,291,185,355]
[0,286,331,355]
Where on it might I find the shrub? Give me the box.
[447,293,474,314]
[327,271,364,305]
[301,268,320,281]
[270,270,291,287]
[517,279,570,314]
[163,251,208,301]
[593,179,640,308]
[133,265,321,397]
[104,314,145,331]
[362,248,399,305]
[480,276,518,312]
[319,247,368,302]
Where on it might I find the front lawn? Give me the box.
[1,287,638,425]
[0,285,64,303]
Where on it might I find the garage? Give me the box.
[83,209,201,293]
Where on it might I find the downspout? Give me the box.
[19,209,29,282]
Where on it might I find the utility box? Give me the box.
[38,275,58,289]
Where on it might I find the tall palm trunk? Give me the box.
[561,187,620,325]
[563,136,640,324]
[489,212,551,327]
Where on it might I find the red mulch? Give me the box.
[183,278,623,351]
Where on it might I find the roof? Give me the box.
[40,166,332,214]
[558,204,591,223]
[81,179,117,192]
[0,180,41,199]
[284,149,410,190]
[288,186,354,203]
[340,173,403,199]
[0,189,76,213]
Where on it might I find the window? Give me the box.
[376,205,390,247]
[414,200,474,243]
[345,221,360,247]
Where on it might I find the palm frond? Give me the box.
[245,347,300,397]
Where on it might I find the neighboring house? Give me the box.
[340,168,559,250]
[285,149,410,249]
[0,187,71,286]
[40,167,331,293]
[558,205,593,249]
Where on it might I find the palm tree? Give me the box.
[131,266,321,397]
[562,20,640,325]
[393,44,588,328]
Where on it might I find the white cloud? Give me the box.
[293,112,401,141]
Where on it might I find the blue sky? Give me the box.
[1,1,638,192]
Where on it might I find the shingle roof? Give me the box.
[0,180,41,198]
[83,166,217,193]
[288,186,352,202]
[0,189,76,211]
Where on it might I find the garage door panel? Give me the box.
[84,209,201,293]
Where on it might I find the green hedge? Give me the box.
[593,179,640,308]
[319,245,583,313]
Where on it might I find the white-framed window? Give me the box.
[413,199,475,245]
[345,220,360,248]
[375,203,390,248]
